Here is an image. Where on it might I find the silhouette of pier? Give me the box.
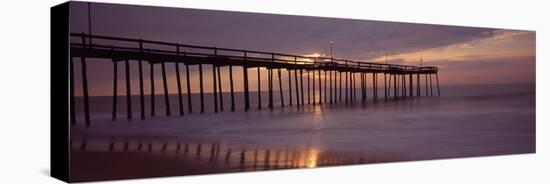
[69,33,440,126]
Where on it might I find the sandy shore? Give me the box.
[70,150,233,182]
[69,137,409,182]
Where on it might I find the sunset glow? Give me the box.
[69,3,534,96]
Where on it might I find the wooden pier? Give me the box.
[69,33,440,126]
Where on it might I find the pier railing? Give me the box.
[70,33,437,74]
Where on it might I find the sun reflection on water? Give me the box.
[304,148,320,168]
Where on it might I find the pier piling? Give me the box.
[162,62,170,116]
[230,65,235,111]
[199,64,204,113]
[417,73,420,96]
[294,69,299,107]
[318,69,322,104]
[329,70,333,104]
[288,70,293,106]
[312,70,316,105]
[186,64,192,113]
[307,70,310,105]
[218,66,224,111]
[175,62,184,116]
[138,44,145,120]
[111,60,117,121]
[150,62,155,116]
[125,59,132,120]
[269,68,273,110]
[278,69,284,107]
[300,69,304,106]
[257,67,261,110]
[324,70,327,104]
[375,73,379,100]
[213,65,218,113]
[409,74,413,97]
[243,66,250,111]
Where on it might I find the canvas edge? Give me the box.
[51,1,70,183]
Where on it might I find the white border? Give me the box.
[0,0,547,183]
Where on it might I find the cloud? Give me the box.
[70,2,499,61]
[435,55,535,85]
[68,2,535,96]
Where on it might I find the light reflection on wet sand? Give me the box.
[70,138,400,181]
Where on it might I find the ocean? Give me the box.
[69,83,535,181]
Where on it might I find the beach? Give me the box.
[70,83,535,182]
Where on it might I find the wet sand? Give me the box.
[70,151,226,182]
[69,137,410,182]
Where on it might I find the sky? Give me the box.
[69,2,535,96]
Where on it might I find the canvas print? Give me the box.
[60,1,535,182]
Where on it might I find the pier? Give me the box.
[69,33,440,126]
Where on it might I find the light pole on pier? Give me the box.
[329,41,334,62]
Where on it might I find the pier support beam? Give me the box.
[278,69,284,107]
[334,71,337,103]
[122,60,131,121]
[401,74,407,97]
[417,73,420,96]
[218,66,224,111]
[230,65,235,111]
[161,62,170,116]
[372,72,378,101]
[339,72,342,102]
[345,72,349,104]
[138,61,145,119]
[324,70,327,104]
[329,70,333,104]
[300,69,304,106]
[288,70,293,106]
[199,64,204,113]
[318,69,322,104]
[213,65,218,113]
[361,73,366,102]
[175,62,184,116]
[81,57,91,126]
[79,37,92,126]
[360,73,364,102]
[366,73,370,102]
[307,70,310,105]
[244,67,250,111]
[353,73,356,101]
[384,73,388,100]
[150,62,156,116]
[186,64,192,113]
[393,74,397,99]
[111,60,118,121]
[387,74,392,98]
[269,69,273,110]
[312,70,316,105]
[409,74,413,97]
[295,69,299,107]
[257,67,261,110]
[386,74,390,98]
